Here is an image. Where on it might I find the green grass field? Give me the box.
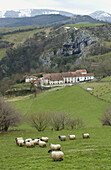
[65,23,104,29]
[79,81,111,103]
[2,29,43,46]
[1,84,111,169]
[13,85,109,127]
[0,127,111,169]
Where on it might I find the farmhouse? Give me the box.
[25,76,38,83]
[40,69,94,86]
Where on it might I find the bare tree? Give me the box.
[67,117,85,129]
[51,112,69,131]
[100,106,111,126]
[27,112,50,131]
[0,97,23,131]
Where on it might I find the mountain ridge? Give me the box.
[0,9,75,18]
[89,10,111,23]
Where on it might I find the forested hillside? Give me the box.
[0,22,111,94]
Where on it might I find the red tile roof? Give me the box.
[76,69,87,73]
[43,70,94,81]
[26,76,38,79]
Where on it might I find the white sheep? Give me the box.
[68,135,76,140]
[33,138,40,145]
[17,139,25,147]
[25,140,35,148]
[82,133,90,138]
[50,143,61,151]
[39,140,46,147]
[58,136,66,141]
[48,150,64,161]
[25,141,32,148]
[25,138,32,142]
[15,137,23,145]
[41,137,48,142]
[30,140,35,147]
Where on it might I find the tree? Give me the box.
[50,112,69,131]
[0,97,23,131]
[67,117,85,129]
[27,112,50,131]
[100,106,111,126]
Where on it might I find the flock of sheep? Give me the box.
[15,133,90,161]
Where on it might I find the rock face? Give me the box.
[40,27,98,67]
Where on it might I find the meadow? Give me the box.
[0,85,111,169]
[0,127,111,169]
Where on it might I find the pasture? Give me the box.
[79,80,111,103]
[13,85,109,127]
[1,84,111,169]
[0,127,111,169]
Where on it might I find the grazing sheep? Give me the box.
[41,137,48,142]
[25,140,35,148]
[33,138,40,145]
[68,135,76,140]
[82,133,90,138]
[48,150,64,161]
[15,137,23,145]
[58,136,66,141]
[39,140,46,147]
[25,141,32,148]
[25,138,32,142]
[30,140,35,147]
[18,139,25,147]
[50,143,61,151]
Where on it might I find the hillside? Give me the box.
[0,14,103,27]
[13,85,109,127]
[0,23,111,81]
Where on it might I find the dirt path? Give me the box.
[5,94,32,102]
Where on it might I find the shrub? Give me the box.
[0,97,23,131]
[27,112,50,131]
[100,106,111,126]
[67,117,85,129]
[50,112,69,131]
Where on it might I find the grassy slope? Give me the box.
[66,23,103,28]
[14,85,109,128]
[80,80,111,103]
[0,48,6,60]
[0,127,111,169]
[2,28,44,47]
[1,85,110,169]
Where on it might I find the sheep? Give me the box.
[48,150,64,161]
[41,137,48,142]
[33,138,40,145]
[82,133,90,139]
[15,137,23,145]
[50,143,61,151]
[25,140,35,148]
[30,140,35,147]
[25,141,32,148]
[58,136,66,141]
[39,140,46,147]
[17,139,25,147]
[68,135,76,140]
[25,138,32,142]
